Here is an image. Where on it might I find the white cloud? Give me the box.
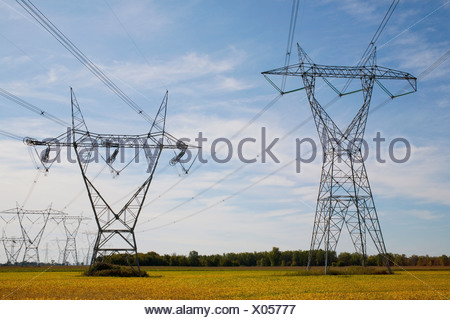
[105,1,173,39]
[323,0,382,23]
[104,49,246,90]
[368,145,450,206]
[214,76,254,92]
[0,55,31,66]
[340,0,380,20]
[409,209,443,220]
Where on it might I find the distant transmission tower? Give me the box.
[54,238,65,264]
[263,45,416,273]
[44,242,48,264]
[1,237,24,265]
[25,89,194,274]
[53,215,90,265]
[83,232,96,266]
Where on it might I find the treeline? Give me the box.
[104,247,450,267]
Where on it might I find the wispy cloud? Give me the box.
[369,145,450,206]
[409,209,443,220]
[103,48,248,94]
[323,0,382,23]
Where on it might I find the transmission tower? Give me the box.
[83,232,96,266]
[54,238,65,264]
[1,237,24,265]
[263,45,416,273]
[1,205,66,264]
[44,242,49,264]
[25,89,195,274]
[1,215,23,264]
[52,215,90,265]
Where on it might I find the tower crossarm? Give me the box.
[51,215,90,224]
[262,63,417,91]
[0,207,67,216]
[23,131,191,150]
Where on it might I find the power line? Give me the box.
[21,170,42,208]
[0,129,23,141]
[101,0,161,103]
[0,87,69,127]
[341,0,399,93]
[103,0,151,67]
[361,0,399,65]
[281,0,300,92]
[378,1,450,51]
[16,0,158,126]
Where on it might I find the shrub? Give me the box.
[84,262,148,277]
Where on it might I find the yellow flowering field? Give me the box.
[0,266,448,300]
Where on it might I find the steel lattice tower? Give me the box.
[263,45,416,273]
[25,89,192,274]
[83,232,96,266]
[1,205,66,264]
[1,237,24,265]
[53,215,90,265]
[54,238,65,264]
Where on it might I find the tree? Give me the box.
[439,255,449,266]
[337,252,352,266]
[393,254,408,266]
[409,255,419,266]
[269,247,281,266]
[188,251,200,266]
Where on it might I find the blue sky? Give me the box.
[0,0,449,263]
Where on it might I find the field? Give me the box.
[0,266,448,300]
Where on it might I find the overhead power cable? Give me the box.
[0,129,24,141]
[0,87,69,127]
[361,0,399,65]
[341,0,399,93]
[103,0,151,67]
[378,1,450,51]
[21,170,42,208]
[281,0,300,92]
[16,0,158,127]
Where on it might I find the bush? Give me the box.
[89,262,119,272]
[84,262,148,277]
